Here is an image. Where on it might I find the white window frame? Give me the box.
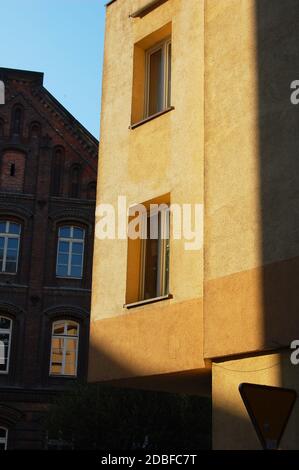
[49,320,80,377]
[0,427,8,450]
[139,206,170,301]
[144,37,172,118]
[0,316,12,375]
[56,226,85,279]
[0,221,21,274]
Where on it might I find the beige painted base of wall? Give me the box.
[212,351,299,450]
[89,297,205,383]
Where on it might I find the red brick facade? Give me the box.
[0,68,98,449]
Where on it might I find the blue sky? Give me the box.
[0,0,106,139]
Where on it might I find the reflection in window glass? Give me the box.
[50,320,79,377]
[145,38,172,118]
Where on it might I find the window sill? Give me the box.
[130,106,175,130]
[49,374,77,379]
[124,293,173,309]
[56,276,83,280]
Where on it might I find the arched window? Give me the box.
[0,316,12,374]
[0,427,8,450]
[50,320,79,377]
[87,181,97,200]
[51,147,64,196]
[11,106,23,136]
[0,221,21,274]
[56,226,85,279]
[29,122,41,140]
[69,164,81,199]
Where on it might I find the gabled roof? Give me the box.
[0,67,99,156]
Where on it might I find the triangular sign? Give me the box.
[239,383,297,450]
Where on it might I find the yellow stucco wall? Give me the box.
[89,0,299,450]
[213,351,299,449]
[204,0,299,358]
[89,0,206,383]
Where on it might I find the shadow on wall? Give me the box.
[256,0,299,353]
[45,339,212,450]
[256,0,299,418]
[213,0,299,449]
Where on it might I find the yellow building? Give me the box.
[89,0,299,449]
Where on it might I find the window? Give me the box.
[0,221,21,274]
[126,201,170,304]
[30,122,41,140]
[145,38,171,118]
[0,427,8,450]
[56,226,85,279]
[69,164,81,199]
[51,147,64,197]
[50,320,79,377]
[0,317,12,374]
[87,181,96,200]
[140,206,170,300]
[11,106,23,136]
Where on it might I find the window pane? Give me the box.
[52,332,64,349]
[73,228,84,240]
[64,360,76,376]
[67,323,78,336]
[143,215,159,300]
[4,262,17,273]
[50,363,63,375]
[72,242,83,254]
[56,265,68,277]
[8,223,20,235]
[0,428,6,439]
[58,241,69,253]
[70,266,82,278]
[0,332,10,372]
[6,249,17,262]
[64,339,77,376]
[66,338,77,351]
[51,350,63,365]
[0,237,4,266]
[53,325,65,337]
[148,48,163,116]
[71,254,82,267]
[59,227,71,238]
[57,253,68,265]
[7,238,18,250]
[0,318,11,330]
[0,223,5,233]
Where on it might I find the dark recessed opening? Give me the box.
[10,163,15,176]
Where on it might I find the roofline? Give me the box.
[42,87,99,145]
[106,0,117,6]
[0,66,98,144]
[0,67,44,85]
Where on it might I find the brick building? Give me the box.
[0,67,98,449]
